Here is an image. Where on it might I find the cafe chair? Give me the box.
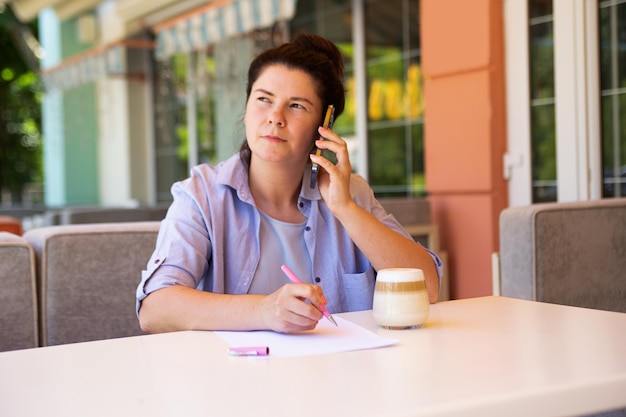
[57,205,169,225]
[0,232,38,351]
[23,221,160,346]
[497,198,626,313]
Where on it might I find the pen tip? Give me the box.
[328,315,338,326]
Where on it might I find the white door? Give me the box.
[504,0,603,206]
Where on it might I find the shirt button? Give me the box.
[154,259,160,264]
[299,202,304,208]
[305,226,311,231]
[315,277,321,283]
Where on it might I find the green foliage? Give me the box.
[0,5,43,204]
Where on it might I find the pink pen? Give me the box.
[280,264,338,326]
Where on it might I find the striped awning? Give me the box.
[153,0,297,61]
[40,39,154,92]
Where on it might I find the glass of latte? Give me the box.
[372,268,430,329]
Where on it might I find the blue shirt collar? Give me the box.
[217,153,322,204]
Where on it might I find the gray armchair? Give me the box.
[23,222,160,346]
[0,232,38,351]
[498,198,626,313]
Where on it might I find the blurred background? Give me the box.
[1,0,625,299]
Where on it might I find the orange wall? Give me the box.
[421,0,508,299]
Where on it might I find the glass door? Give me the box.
[505,0,603,205]
[529,0,557,203]
[599,0,626,197]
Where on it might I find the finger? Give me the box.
[311,145,351,175]
[281,284,325,319]
[310,153,335,173]
[315,136,349,161]
[280,309,320,329]
[295,286,327,315]
[268,301,318,333]
[318,126,342,143]
[279,319,319,333]
[315,137,343,152]
[308,286,329,313]
[281,303,323,333]
[311,149,333,176]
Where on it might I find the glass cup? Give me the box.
[372,268,430,329]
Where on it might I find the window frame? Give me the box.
[504,0,602,205]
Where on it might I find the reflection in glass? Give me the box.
[153,56,189,202]
[365,0,424,196]
[290,0,425,197]
[599,1,626,198]
[153,32,275,203]
[531,103,556,202]
[529,0,552,19]
[290,0,357,164]
[529,1,557,202]
[194,49,217,166]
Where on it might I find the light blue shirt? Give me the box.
[136,153,442,315]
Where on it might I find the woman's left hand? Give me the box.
[310,126,354,214]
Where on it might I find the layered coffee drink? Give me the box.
[372,268,429,329]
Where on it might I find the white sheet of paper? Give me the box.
[215,316,397,358]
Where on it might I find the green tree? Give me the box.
[0,4,43,204]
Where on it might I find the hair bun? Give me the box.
[292,33,344,78]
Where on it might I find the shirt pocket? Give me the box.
[341,266,376,311]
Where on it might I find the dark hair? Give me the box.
[239,33,346,163]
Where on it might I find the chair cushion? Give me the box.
[0,232,38,351]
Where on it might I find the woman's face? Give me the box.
[245,64,323,166]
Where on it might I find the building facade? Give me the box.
[6,0,625,298]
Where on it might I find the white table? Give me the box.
[1,296,625,417]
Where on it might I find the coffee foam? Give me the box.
[376,268,424,283]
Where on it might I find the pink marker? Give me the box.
[280,264,338,326]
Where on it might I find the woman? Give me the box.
[136,33,442,334]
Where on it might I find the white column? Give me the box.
[503,0,532,207]
[553,0,601,201]
[352,0,368,180]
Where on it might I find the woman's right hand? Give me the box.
[140,283,328,333]
[260,283,326,333]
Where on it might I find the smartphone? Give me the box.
[310,104,336,189]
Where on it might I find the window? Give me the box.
[153,55,190,202]
[154,0,425,201]
[152,35,273,203]
[364,0,423,197]
[153,51,218,202]
[599,0,626,198]
[529,0,557,203]
[507,0,603,205]
[291,0,424,197]
[290,0,357,164]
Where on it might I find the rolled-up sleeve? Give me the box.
[135,177,213,315]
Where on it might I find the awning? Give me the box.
[5,0,106,23]
[153,0,297,61]
[40,39,154,92]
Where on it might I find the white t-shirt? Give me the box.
[247,210,313,294]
